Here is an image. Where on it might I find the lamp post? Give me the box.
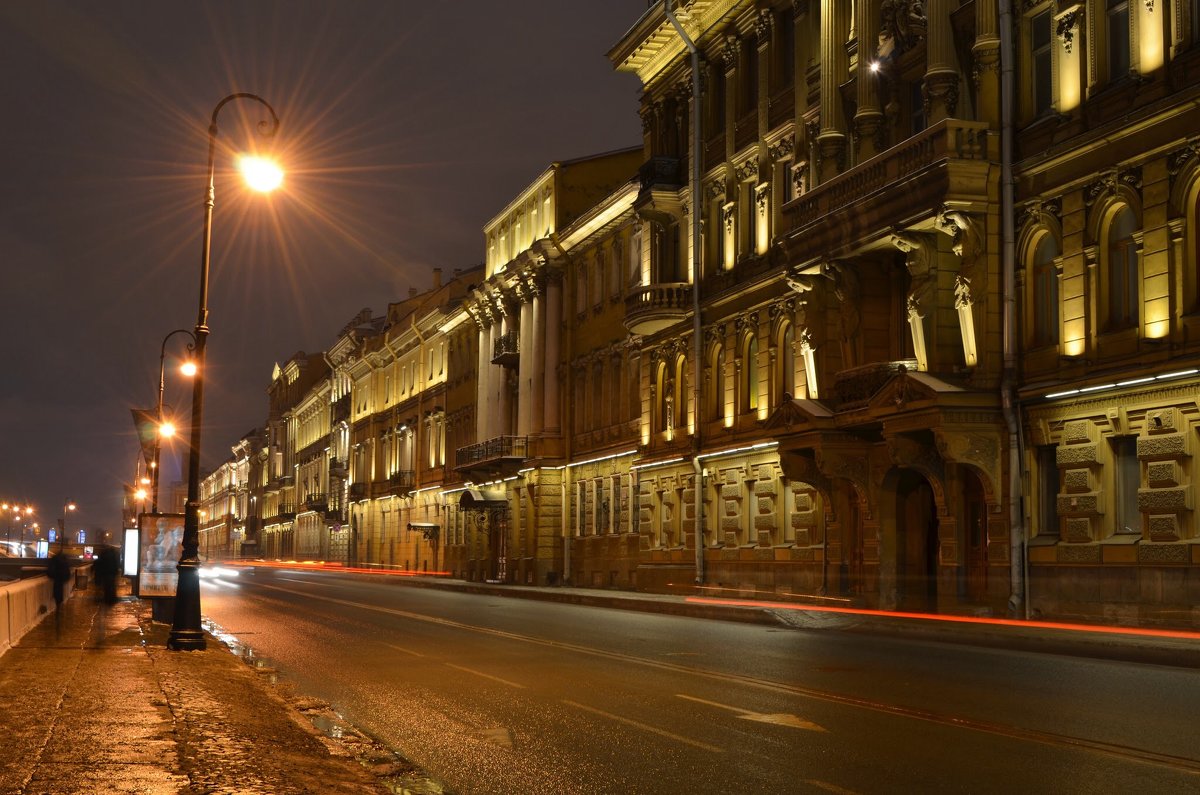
[168,93,280,652]
[59,502,76,552]
[153,328,196,513]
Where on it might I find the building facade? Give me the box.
[1014,0,1200,623]
[191,0,1200,627]
[611,1,1012,613]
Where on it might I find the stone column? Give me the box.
[543,274,562,434]
[517,299,533,437]
[530,289,546,436]
[973,0,1001,126]
[853,0,883,159]
[924,0,960,123]
[476,319,491,443]
[496,311,512,436]
[817,0,848,181]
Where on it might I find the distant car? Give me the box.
[0,541,31,558]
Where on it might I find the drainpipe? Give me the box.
[998,0,1027,618]
[664,0,706,586]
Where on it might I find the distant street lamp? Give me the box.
[169,93,280,652]
[59,502,76,552]
[152,328,197,512]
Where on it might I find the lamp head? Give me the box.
[160,422,176,439]
[239,155,283,193]
[180,360,198,377]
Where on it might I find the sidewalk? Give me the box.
[0,589,401,795]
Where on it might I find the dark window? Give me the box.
[1106,205,1139,330]
[1107,0,1130,79]
[775,10,795,91]
[1112,436,1140,535]
[739,39,758,116]
[1033,232,1060,345]
[1031,10,1053,115]
[1037,445,1059,538]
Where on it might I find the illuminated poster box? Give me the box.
[137,513,184,598]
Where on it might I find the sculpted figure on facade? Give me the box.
[878,1,928,62]
[937,209,984,309]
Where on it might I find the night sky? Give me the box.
[0,1,647,532]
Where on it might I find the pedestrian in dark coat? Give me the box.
[95,544,120,605]
[48,550,71,611]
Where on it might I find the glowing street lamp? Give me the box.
[152,328,196,513]
[169,93,280,653]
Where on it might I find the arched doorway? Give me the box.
[896,470,938,612]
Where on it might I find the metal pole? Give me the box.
[169,93,278,651]
[154,329,195,513]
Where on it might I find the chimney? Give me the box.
[409,287,417,299]
[433,267,442,289]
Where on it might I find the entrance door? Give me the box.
[963,470,988,601]
[896,470,938,612]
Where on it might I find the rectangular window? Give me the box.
[1113,436,1140,534]
[1107,0,1130,79]
[1037,445,1060,537]
[1031,10,1053,115]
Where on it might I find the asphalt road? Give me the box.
[198,566,1200,794]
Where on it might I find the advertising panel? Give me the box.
[138,513,183,597]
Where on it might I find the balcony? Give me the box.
[637,156,682,193]
[781,119,991,258]
[455,435,528,479]
[492,330,519,367]
[832,360,919,410]
[331,394,351,424]
[302,493,327,512]
[348,482,367,499]
[329,460,348,478]
[390,470,415,491]
[624,282,692,335]
[277,503,296,520]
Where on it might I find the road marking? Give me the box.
[676,693,826,732]
[446,663,525,689]
[278,577,328,585]
[562,700,723,753]
[804,780,861,794]
[243,580,1200,775]
[383,643,423,657]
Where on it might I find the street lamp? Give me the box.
[169,93,280,652]
[152,328,197,512]
[59,502,76,552]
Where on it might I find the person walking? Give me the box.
[47,549,72,634]
[95,544,119,605]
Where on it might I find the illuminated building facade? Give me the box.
[447,150,643,585]
[344,271,480,573]
[611,1,1012,612]
[1015,1,1200,623]
[260,352,329,559]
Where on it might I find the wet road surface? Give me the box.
[199,566,1200,794]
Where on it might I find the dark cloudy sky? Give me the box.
[0,1,647,531]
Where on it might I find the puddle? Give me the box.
[201,618,452,794]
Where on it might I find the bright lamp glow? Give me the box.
[135,488,148,501]
[239,156,283,192]
[180,361,198,377]
[160,422,176,438]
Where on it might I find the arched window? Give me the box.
[674,355,689,435]
[779,324,795,401]
[743,335,759,413]
[1032,232,1059,346]
[1105,205,1139,330]
[709,345,725,422]
[662,362,672,437]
